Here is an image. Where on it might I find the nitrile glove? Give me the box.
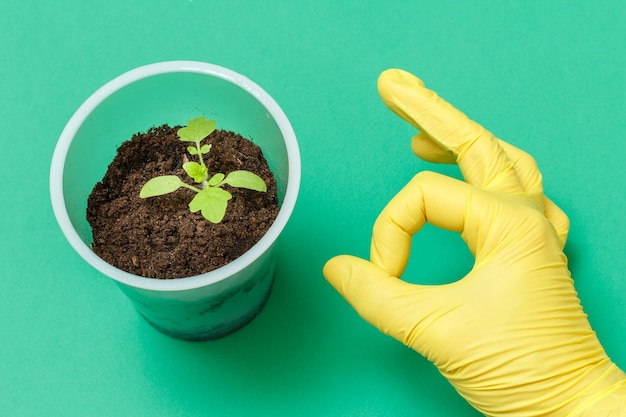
[323,69,626,416]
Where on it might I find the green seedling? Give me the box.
[140,116,267,223]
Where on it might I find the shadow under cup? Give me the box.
[50,61,300,341]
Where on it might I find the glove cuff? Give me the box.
[568,364,626,417]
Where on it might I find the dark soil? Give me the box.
[86,124,279,279]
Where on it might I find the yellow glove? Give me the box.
[323,69,626,416]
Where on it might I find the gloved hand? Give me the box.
[323,69,626,416]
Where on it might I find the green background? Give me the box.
[1,1,625,416]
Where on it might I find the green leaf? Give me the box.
[139,175,184,198]
[188,187,232,223]
[208,173,225,187]
[188,146,199,155]
[200,144,211,154]
[177,116,216,143]
[223,170,267,192]
[183,161,209,183]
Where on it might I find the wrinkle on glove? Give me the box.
[323,69,625,416]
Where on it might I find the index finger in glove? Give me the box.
[371,170,474,277]
[378,69,524,196]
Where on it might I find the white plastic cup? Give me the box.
[50,61,301,340]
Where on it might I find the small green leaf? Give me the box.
[140,175,184,198]
[200,144,211,154]
[188,146,199,155]
[188,187,232,223]
[178,116,216,143]
[223,170,267,192]
[183,161,209,183]
[208,173,226,187]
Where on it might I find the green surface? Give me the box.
[1,1,625,416]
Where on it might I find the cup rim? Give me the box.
[49,60,301,292]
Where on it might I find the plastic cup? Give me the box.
[50,61,301,340]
